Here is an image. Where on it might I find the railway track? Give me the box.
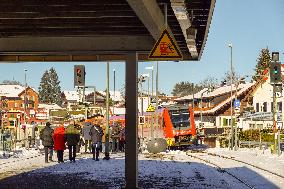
[187,152,257,189]
[205,152,284,179]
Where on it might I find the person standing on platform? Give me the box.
[53,125,66,163]
[90,124,103,161]
[82,120,93,153]
[65,123,80,162]
[40,122,54,163]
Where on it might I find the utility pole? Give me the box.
[113,69,115,116]
[228,43,233,150]
[24,69,27,148]
[104,62,110,160]
[145,66,154,139]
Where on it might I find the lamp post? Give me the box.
[233,76,248,151]
[145,66,154,101]
[145,66,154,139]
[138,74,148,142]
[228,43,234,150]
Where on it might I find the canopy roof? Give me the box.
[0,0,215,62]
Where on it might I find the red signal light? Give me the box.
[76,68,82,76]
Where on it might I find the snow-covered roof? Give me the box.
[176,82,255,101]
[195,82,255,114]
[38,103,63,110]
[113,107,125,115]
[99,90,124,102]
[0,84,25,98]
[63,90,93,101]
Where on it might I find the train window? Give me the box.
[169,110,190,129]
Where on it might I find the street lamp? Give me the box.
[145,66,154,139]
[228,43,234,150]
[138,74,148,143]
[145,66,154,102]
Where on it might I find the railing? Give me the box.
[239,140,273,148]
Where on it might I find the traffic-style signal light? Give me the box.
[270,62,281,83]
[74,65,85,87]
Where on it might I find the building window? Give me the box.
[278,102,282,112]
[15,103,18,107]
[271,102,273,112]
[263,102,267,112]
[223,118,228,126]
[256,103,259,112]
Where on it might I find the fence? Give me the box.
[239,140,273,148]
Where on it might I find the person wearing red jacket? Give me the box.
[53,125,66,163]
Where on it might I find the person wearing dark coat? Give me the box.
[64,124,80,162]
[39,122,54,163]
[53,125,66,163]
[90,124,103,161]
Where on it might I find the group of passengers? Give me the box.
[40,119,103,163]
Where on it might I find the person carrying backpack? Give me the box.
[64,123,80,162]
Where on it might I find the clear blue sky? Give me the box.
[0,0,283,95]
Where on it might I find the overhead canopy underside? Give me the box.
[0,0,215,62]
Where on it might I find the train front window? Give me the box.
[169,110,190,129]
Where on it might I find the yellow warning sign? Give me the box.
[146,104,155,112]
[148,29,183,60]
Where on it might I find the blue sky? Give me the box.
[0,0,284,95]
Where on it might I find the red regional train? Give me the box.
[110,105,197,148]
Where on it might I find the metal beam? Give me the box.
[126,0,168,40]
[198,0,216,60]
[125,52,138,188]
[0,36,154,52]
[171,0,198,59]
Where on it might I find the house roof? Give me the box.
[0,84,25,97]
[194,82,256,115]
[99,91,124,102]
[38,103,63,110]
[175,82,255,101]
[63,90,94,101]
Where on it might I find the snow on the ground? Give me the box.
[0,147,283,188]
[207,147,284,176]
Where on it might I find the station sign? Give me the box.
[234,99,240,108]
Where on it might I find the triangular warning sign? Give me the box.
[146,104,155,112]
[148,29,183,60]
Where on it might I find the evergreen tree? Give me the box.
[253,48,271,81]
[49,67,63,105]
[38,68,62,105]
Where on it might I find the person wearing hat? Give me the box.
[40,122,54,163]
